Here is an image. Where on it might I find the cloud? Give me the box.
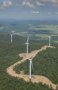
[21,0,35,8]
[0,0,58,9]
[0,0,24,9]
[39,0,58,3]
[47,12,51,15]
[56,12,58,14]
[2,0,13,7]
[0,0,13,9]
[31,11,40,14]
[15,4,19,7]
[36,1,45,6]
[51,0,58,3]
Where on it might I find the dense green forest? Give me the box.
[15,45,58,84]
[0,32,58,90]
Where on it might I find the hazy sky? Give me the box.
[0,0,58,20]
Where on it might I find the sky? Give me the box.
[0,0,58,20]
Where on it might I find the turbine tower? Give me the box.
[25,36,32,79]
[11,34,13,43]
[26,36,29,58]
[49,36,51,46]
[29,59,32,79]
[10,31,15,44]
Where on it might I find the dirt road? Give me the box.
[6,45,57,90]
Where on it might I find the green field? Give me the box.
[0,32,58,90]
[0,24,58,40]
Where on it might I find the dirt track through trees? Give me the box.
[6,45,57,90]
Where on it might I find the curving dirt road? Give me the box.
[6,45,57,90]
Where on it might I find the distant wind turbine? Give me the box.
[25,36,29,58]
[11,34,12,43]
[49,36,51,46]
[10,31,15,44]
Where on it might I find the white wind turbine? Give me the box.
[25,36,33,79]
[25,37,29,58]
[11,34,12,43]
[48,36,51,47]
[10,31,15,44]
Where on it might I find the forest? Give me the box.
[0,32,58,90]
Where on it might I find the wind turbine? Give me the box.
[49,36,51,47]
[25,36,33,79]
[10,31,15,44]
[29,58,32,79]
[26,36,29,58]
[11,34,12,43]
